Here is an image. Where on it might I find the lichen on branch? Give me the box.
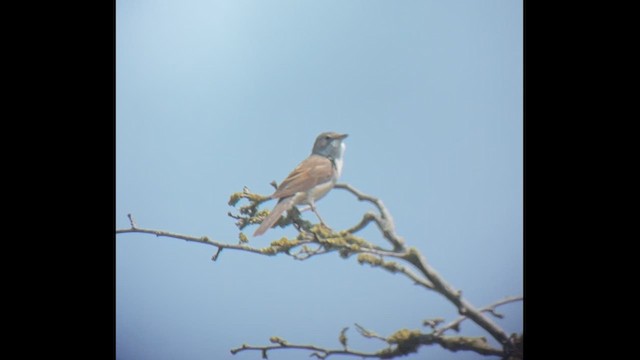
[117,183,523,359]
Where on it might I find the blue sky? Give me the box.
[116,1,523,359]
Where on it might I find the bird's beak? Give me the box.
[336,133,348,140]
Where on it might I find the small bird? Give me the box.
[253,132,348,237]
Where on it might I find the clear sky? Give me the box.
[116,1,523,359]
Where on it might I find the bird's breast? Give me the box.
[306,178,336,203]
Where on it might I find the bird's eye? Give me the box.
[325,135,331,140]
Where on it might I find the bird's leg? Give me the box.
[308,200,329,228]
[300,196,332,234]
[311,208,326,225]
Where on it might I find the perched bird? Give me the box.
[253,132,348,236]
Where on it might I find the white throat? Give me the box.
[334,142,346,178]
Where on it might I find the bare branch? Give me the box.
[230,342,382,359]
[434,296,524,336]
[422,318,445,330]
[230,330,505,359]
[343,212,376,234]
[290,242,328,260]
[334,183,405,251]
[117,183,523,358]
[211,247,224,261]
[116,218,397,265]
[356,254,434,290]
[400,248,513,347]
[127,213,138,229]
[429,334,504,357]
[354,323,387,342]
[115,223,314,261]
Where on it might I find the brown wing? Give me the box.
[271,155,334,199]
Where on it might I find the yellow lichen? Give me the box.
[324,236,347,247]
[357,253,401,273]
[269,336,287,345]
[246,193,269,203]
[310,224,333,238]
[382,261,400,273]
[260,247,278,255]
[270,237,299,248]
[228,190,269,207]
[387,328,422,344]
[228,192,244,206]
[341,232,372,248]
[387,328,423,355]
[357,253,383,266]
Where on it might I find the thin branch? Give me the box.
[356,254,434,290]
[127,213,138,229]
[382,261,435,290]
[434,296,524,336]
[116,221,400,264]
[354,323,388,342]
[230,342,382,359]
[116,220,380,263]
[290,242,328,260]
[336,184,516,348]
[334,183,405,251]
[230,331,505,359]
[116,226,279,260]
[343,212,376,234]
[427,334,504,357]
[293,228,405,260]
[401,249,512,347]
[117,183,523,357]
[211,247,224,261]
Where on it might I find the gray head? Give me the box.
[311,132,348,159]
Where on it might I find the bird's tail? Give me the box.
[253,197,294,236]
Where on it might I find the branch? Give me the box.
[116,216,320,261]
[126,213,138,228]
[230,329,504,359]
[399,248,512,347]
[230,342,381,359]
[354,323,387,342]
[116,215,399,264]
[333,185,516,349]
[117,183,522,358]
[334,183,405,251]
[356,254,434,290]
[434,296,524,336]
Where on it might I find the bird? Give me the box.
[253,132,348,237]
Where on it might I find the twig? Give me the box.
[117,224,278,260]
[343,212,376,234]
[336,184,514,347]
[230,331,505,359]
[291,243,328,260]
[127,213,138,229]
[434,296,524,336]
[354,323,387,342]
[334,183,406,251]
[117,183,523,357]
[230,342,381,359]
[116,219,400,264]
[401,249,512,346]
[356,254,434,290]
